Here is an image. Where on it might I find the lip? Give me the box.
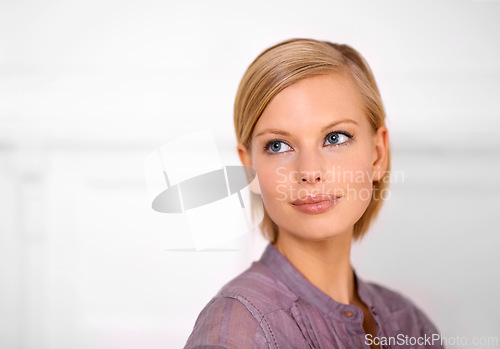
[291,194,342,215]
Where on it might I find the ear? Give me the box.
[237,143,252,168]
[371,126,389,182]
[237,143,261,195]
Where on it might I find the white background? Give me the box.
[1,0,499,348]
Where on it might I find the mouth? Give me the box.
[291,194,342,215]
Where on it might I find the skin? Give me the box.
[237,71,389,347]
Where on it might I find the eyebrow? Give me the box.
[254,118,359,138]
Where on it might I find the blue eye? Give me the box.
[325,132,352,146]
[264,140,291,154]
[263,131,353,155]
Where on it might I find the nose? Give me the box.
[300,172,322,184]
[296,150,325,184]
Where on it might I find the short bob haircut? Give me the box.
[234,38,391,243]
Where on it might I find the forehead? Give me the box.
[255,72,365,132]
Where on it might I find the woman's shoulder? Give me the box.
[184,261,300,349]
[184,293,269,349]
[214,260,299,313]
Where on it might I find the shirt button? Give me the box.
[370,305,377,316]
[343,311,354,317]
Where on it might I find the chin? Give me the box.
[279,217,352,242]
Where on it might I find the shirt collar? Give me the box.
[259,242,375,320]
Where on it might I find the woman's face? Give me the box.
[238,72,388,242]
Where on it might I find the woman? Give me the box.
[184,38,443,349]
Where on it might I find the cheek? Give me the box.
[333,152,374,208]
[257,165,288,201]
[254,163,294,223]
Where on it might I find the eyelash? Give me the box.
[263,131,354,155]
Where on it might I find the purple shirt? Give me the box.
[184,243,444,348]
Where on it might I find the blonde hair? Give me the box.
[233,38,391,243]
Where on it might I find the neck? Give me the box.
[273,227,355,305]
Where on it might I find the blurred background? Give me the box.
[1,0,499,348]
